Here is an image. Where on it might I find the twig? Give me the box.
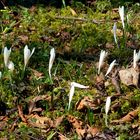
[54,16,103,24]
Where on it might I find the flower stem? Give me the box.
[105,114,108,127]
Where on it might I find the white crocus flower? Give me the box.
[24,45,35,70]
[68,82,89,110]
[105,96,111,126]
[4,47,11,67]
[71,82,89,89]
[105,96,111,115]
[133,50,140,69]
[119,6,125,29]
[98,50,108,74]
[49,48,55,80]
[105,60,116,76]
[113,22,117,45]
[8,61,14,72]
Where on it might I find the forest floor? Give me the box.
[0,2,140,139]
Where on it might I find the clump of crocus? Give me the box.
[49,48,55,81]
[4,47,11,67]
[24,45,35,71]
[98,50,108,74]
[105,60,116,76]
[68,82,89,110]
[105,96,111,126]
[133,50,140,69]
[119,6,125,29]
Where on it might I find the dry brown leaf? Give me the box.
[0,121,7,131]
[119,68,140,87]
[0,138,7,140]
[18,35,28,43]
[111,108,139,124]
[95,73,106,92]
[28,95,51,114]
[53,116,64,128]
[27,114,53,129]
[18,105,27,123]
[76,96,100,110]
[27,114,64,129]
[67,115,100,138]
[105,42,114,49]
[111,28,123,37]
[58,133,69,140]
[31,107,42,112]
[111,70,121,94]
[67,115,86,138]
[30,69,44,79]
[87,125,100,136]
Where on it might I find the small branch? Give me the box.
[54,16,103,24]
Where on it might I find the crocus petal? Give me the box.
[71,82,89,89]
[24,45,35,70]
[68,85,75,110]
[105,60,116,76]
[113,23,117,44]
[8,61,14,72]
[68,82,89,110]
[105,96,111,115]
[98,50,108,74]
[119,6,125,29]
[24,45,30,68]
[49,48,55,80]
[133,50,140,68]
[30,48,35,58]
[4,47,11,67]
[133,50,137,68]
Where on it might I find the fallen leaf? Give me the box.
[76,96,101,110]
[111,28,123,37]
[27,114,53,129]
[111,108,139,124]
[106,42,114,49]
[0,121,7,131]
[111,70,121,94]
[18,35,28,43]
[58,134,69,140]
[95,73,105,93]
[30,69,44,79]
[28,95,51,114]
[119,68,140,87]
[67,115,100,138]
[18,105,27,123]
[53,116,64,128]
[87,125,101,136]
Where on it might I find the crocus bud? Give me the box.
[105,96,111,115]
[119,6,125,29]
[8,61,14,72]
[4,47,11,67]
[98,50,108,74]
[113,22,117,45]
[105,60,116,76]
[68,82,89,110]
[49,48,55,80]
[133,50,140,69]
[24,45,35,70]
